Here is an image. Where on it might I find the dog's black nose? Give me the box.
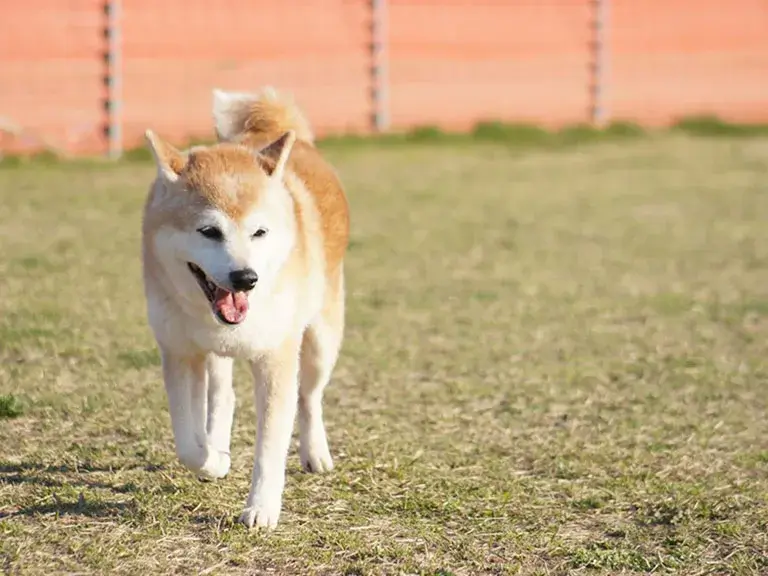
[229,268,259,291]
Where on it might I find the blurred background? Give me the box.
[1,0,767,157]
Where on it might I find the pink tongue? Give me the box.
[213,288,249,324]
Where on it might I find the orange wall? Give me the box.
[121,0,370,147]
[389,0,593,129]
[0,0,105,154]
[0,0,767,155]
[610,0,768,125]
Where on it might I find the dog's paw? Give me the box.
[237,499,282,530]
[300,443,334,474]
[178,444,230,480]
[198,448,231,480]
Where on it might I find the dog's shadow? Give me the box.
[0,461,166,520]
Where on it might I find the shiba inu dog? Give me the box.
[141,87,349,529]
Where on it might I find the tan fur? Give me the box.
[221,87,350,526]
[223,90,350,281]
[142,86,351,530]
[260,140,350,274]
[145,129,186,176]
[183,145,272,222]
[216,86,314,147]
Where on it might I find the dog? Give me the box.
[141,86,349,529]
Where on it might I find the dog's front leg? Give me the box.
[205,353,235,476]
[238,339,300,529]
[161,349,230,479]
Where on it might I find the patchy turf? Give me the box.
[1,136,767,575]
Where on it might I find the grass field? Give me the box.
[1,135,768,575]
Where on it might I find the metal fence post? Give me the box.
[105,0,123,159]
[590,0,608,126]
[371,0,389,132]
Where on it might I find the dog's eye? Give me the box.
[252,228,268,239]
[198,226,224,241]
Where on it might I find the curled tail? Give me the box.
[212,86,314,146]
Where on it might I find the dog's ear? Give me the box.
[144,130,185,182]
[259,130,296,181]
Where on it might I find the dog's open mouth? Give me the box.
[187,263,249,325]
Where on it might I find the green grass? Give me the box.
[2,115,764,167]
[0,394,24,419]
[1,135,768,574]
[671,115,768,138]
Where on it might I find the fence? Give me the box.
[1,0,767,157]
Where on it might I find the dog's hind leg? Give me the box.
[298,272,344,474]
[205,353,235,475]
[161,349,230,479]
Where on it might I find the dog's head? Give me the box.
[143,130,297,326]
